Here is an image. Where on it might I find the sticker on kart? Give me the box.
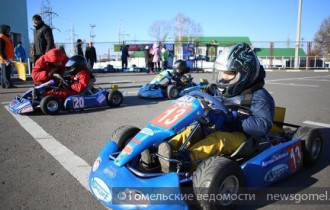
[72,97,85,109]
[287,141,303,171]
[150,96,195,128]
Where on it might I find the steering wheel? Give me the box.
[53,74,70,88]
[188,91,228,114]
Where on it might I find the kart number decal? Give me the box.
[287,141,303,171]
[150,104,192,128]
[73,97,84,109]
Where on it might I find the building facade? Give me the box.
[0,0,30,59]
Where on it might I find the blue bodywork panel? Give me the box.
[64,89,109,110]
[242,138,303,188]
[89,141,188,210]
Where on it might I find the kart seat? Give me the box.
[230,136,271,159]
[230,107,285,159]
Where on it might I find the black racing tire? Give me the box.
[111,125,140,150]
[193,156,243,209]
[166,84,180,100]
[40,96,62,115]
[107,90,123,107]
[206,83,217,96]
[293,126,323,166]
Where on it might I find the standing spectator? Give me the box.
[144,45,153,72]
[151,43,161,72]
[85,41,97,71]
[0,24,15,88]
[14,41,27,62]
[121,44,129,69]
[75,39,84,56]
[161,46,169,70]
[31,14,55,64]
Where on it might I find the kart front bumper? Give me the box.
[8,96,34,114]
[89,141,188,210]
[137,84,165,98]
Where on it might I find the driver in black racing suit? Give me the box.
[171,59,192,87]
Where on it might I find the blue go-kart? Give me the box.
[137,70,216,99]
[89,91,323,209]
[8,75,123,115]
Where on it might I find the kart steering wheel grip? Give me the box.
[188,91,228,114]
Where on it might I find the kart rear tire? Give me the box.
[166,85,180,100]
[40,96,62,115]
[107,90,123,107]
[111,125,140,150]
[193,156,243,209]
[293,126,323,166]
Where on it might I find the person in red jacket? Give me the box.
[32,47,68,85]
[42,55,91,99]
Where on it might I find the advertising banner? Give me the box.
[182,44,195,69]
[164,44,175,68]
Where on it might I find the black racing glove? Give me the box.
[49,68,59,77]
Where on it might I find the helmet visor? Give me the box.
[217,70,240,87]
[65,59,75,68]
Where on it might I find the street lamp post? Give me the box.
[294,0,303,69]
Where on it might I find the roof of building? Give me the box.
[180,36,252,46]
[254,48,306,57]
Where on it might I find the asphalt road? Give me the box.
[1,71,330,210]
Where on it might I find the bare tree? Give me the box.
[174,13,190,42]
[313,16,330,60]
[148,20,172,42]
[172,13,203,58]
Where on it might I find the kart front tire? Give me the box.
[293,126,323,166]
[111,125,140,150]
[193,156,243,209]
[166,85,180,100]
[107,90,123,107]
[40,96,62,115]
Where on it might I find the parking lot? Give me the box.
[1,71,330,209]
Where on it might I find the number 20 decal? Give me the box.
[288,141,303,171]
[73,97,84,109]
[150,104,192,128]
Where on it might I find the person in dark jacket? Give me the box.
[85,41,97,71]
[31,14,55,63]
[158,43,275,172]
[121,44,129,69]
[75,39,84,56]
[0,24,15,88]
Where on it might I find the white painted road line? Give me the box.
[266,82,319,87]
[5,106,91,192]
[303,121,330,128]
[267,75,330,82]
